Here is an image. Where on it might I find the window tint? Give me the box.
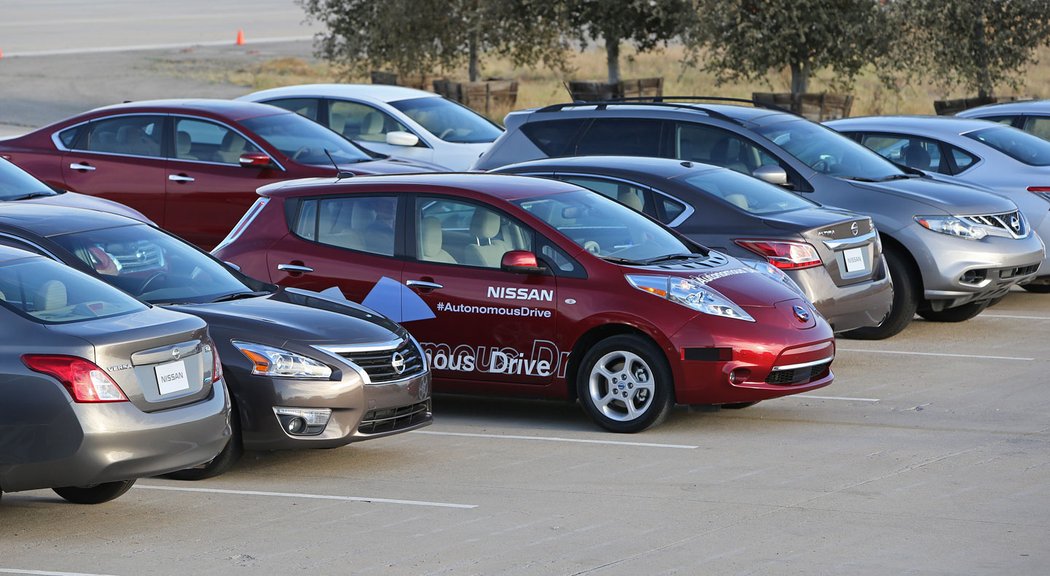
[241,112,372,164]
[660,197,686,223]
[416,197,532,268]
[0,158,54,201]
[949,146,978,173]
[294,196,397,255]
[389,97,503,143]
[675,123,781,176]
[173,118,263,164]
[58,126,80,148]
[79,115,165,158]
[329,100,409,143]
[858,133,944,173]
[755,118,903,180]
[576,119,665,156]
[966,125,1050,166]
[0,257,146,324]
[1023,117,1050,141]
[677,169,817,215]
[520,119,588,156]
[265,98,320,122]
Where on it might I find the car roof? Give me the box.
[258,173,585,202]
[497,155,722,179]
[958,99,1050,116]
[0,203,142,238]
[241,84,441,104]
[527,101,790,124]
[88,98,292,122]
[826,115,999,134]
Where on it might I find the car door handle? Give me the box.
[277,263,314,274]
[69,162,95,171]
[168,174,195,183]
[406,280,443,290]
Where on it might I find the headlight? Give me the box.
[739,258,808,299]
[232,341,332,379]
[626,275,755,322]
[915,215,987,240]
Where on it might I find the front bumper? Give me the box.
[789,259,893,333]
[2,379,231,493]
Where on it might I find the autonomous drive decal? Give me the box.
[420,340,569,377]
[435,301,552,318]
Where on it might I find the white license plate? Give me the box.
[843,247,867,273]
[155,360,190,395]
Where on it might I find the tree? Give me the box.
[892,0,1050,99]
[565,0,693,84]
[688,0,891,94]
[297,0,569,82]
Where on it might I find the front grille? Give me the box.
[962,211,1027,238]
[359,400,431,435]
[110,241,165,272]
[765,360,832,386]
[1001,264,1039,279]
[337,339,425,383]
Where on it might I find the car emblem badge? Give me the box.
[171,347,181,360]
[792,305,810,323]
[850,222,859,236]
[391,351,406,375]
[1010,215,1021,233]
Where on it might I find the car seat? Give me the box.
[176,130,197,160]
[217,132,247,164]
[710,137,750,174]
[34,280,67,312]
[358,112,386,142]
[421,216,456,263]
[902,144,932,171]
[463,209,508,267]
[116,125,159,157]
[617,189,644,211]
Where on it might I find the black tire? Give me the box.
[1022,283,1050,294]
[917,301,988,322]
[840,247,918,340]
[576,334,673,433]
[53,479,136,504]
[162,403,243,481]
[720,402,758,410]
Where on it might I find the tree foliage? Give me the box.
[297,0,569,82]
[688,0,890,94]
[891,0,1050,99]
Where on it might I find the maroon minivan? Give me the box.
[214,173,836,433]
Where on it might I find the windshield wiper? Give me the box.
[6,191,57,201]
[600,256,642,265]
[639,253,702,265]
[211,290,271,303]
[878,173,916,181]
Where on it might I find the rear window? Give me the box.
[576,119,666,157]
[965,125,1050,166]
[0,258,146,324]
[520,119,589,156]
[677,169,817,215]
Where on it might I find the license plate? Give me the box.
[155,360,190,395]
[843,247,867,273]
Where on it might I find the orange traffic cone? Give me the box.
[235,29,245,45]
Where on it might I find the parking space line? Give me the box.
[838,348,1034,361]
[414,430,698,449]
[981,313,1050,320]
[795,394,880,402]
[134,485,476,509]
[0,566,119,570]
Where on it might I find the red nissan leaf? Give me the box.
[213,174,835,432]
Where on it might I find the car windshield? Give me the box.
[513,188,698,264]
[755,118,904,180]
[677,169,818,214]
[389,97,504,143]
[50,224,262,304]
[0,158,56,201]
[241,112,372,165]
[965,125,1050,166]
[0,257,146,324]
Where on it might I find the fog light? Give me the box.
[729,368,751,385]
[274,407,332,436]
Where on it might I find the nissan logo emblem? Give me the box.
[171,347,181,360]
[792,305,811,323]
[850,222,859,236]
[1010,215,1021,232]
[391,351,406,375]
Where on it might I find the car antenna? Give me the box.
[324,148,354,180]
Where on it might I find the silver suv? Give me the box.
[474,100,1045,339]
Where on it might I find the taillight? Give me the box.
[734,239,822,270]
[205,339,223,384]
[21,355,128,402]
[1026,186,1050,202]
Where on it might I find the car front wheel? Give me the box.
[53,479,136,504]
[576,335,673,433]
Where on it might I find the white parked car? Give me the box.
[238,84,504,171]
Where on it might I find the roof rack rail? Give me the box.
[535,96,796,120]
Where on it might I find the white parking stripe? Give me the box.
[134,485,476,509]
[795,395,880,402]
[0,566,119,570]
[414,430,698,449]
[981,313,1050,320]
[838,348,1033,361]
[3,36,312,58]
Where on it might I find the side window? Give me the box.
[520,119,588,156]
[57,126,81,149]
[1023,117,1050,141]
[675,123,776,175]
[977,115,1018,126]
[0,236,46,256]
[329,100,408,142]
[80,115,165,158]
[559,176,655,219]
[295,196,397,255]
[173,118,262,164]
[416,197,532,268]
[658,197,686,224]
[576,119,665,157]
[859,133,943,173]
[948,146,979,174]
[264,98,320,122]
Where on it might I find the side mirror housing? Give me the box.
[752,164,789,187]
[239,152,274,169]
[386,131,420,147]
[500,250,545,274]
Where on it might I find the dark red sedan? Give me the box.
[214,173,835,432]
[0,99,436,249]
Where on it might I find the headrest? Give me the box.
[421,216,443,257]
[470,209,501,239]
[618,189,643,211]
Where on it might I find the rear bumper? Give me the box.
[790,259,893,333]
[2,380,231,493]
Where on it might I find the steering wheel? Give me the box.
[139,272,168,295]
[438,128,455,139]
[291,146,312,161]
[583,240,601,255]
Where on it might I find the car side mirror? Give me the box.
[752,164,789,187]
[501,250,545,274]
[386,131,419,147]
[238,152,274,168]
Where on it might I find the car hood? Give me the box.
[167,287,407,347]
[624,253,799,309]
[19,190,156,224]
[842,176,1016,214]
[342,157,444,174]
